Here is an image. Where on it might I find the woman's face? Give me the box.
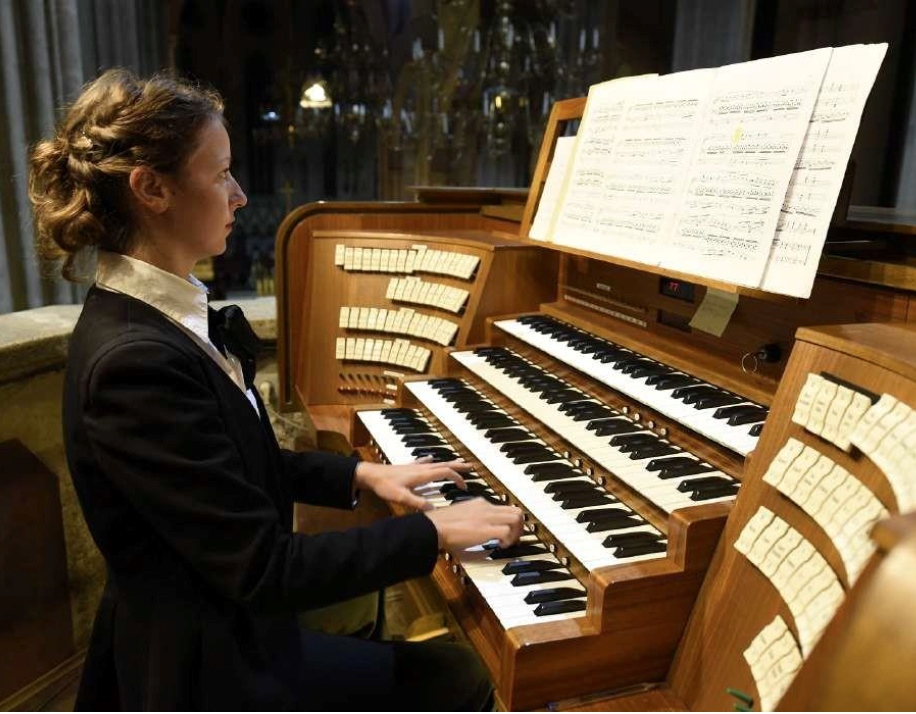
[163,116,247,268]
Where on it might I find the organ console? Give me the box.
[274,101,916,710]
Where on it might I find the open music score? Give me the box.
[528,43,887,299]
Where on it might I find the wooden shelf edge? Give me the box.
[818,254,916,291]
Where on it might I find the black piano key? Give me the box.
[474,346,509,356]
[380,407,418,417]
[524,462,577,478]
[629,443,680,460]
[675,386,721,404]
[560,493,615,509]
[411,447,459,461]
[440,482,491,495]
[574,507,630,523]
[543,479,597,494]
[693,394,744,410]
[592,420,644,436]
[391,424,434,435]
[614,541,668,558]
[428,378,464,388]
[646,455,699,471]
[713,404,761,420]
[445,491,502,505]
[615,440,660,455]
[629,364,672,379]
[585,516,644,533]
[469,414,516,429]
[484,428,536,443]
[557,400,600,415]
[384,420,429,430]
[499,441,547,455]
[689,484,740,501]
[454,401,493,414]
[501,559,565,575]
[401,434,446,447]
[572,406,616,422]
[530,467,583,482]
[533,600,587,616]
[513,451,561,465]
[749,422,764,437]
[616,358,654,374]
[603,531,662,547]
[438,388,479,400]
[525,587,588,605]
[543,389,585,404]
[551,486,601,501]
[596,348,632,364]
[609,432,658,448]
[487,543,548,559]
[648,374,698,390]
[584,418,619,431]
[728,409,768,426]
[677,476,735,492]
[511,569,575,586]
[521,379,561,393]
[657,463,716,479]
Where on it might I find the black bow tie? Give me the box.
[208,304,261,389]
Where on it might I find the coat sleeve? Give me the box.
[80,337,439,612]
[277,445,360,509]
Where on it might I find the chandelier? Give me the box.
[253,0,607,190]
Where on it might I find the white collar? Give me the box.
[95,250,210,342]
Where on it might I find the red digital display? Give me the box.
[659,276,695,302]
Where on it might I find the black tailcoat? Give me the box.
[65,286,438,710]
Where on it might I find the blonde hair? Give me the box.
[28,68,224,281]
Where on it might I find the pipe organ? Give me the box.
[276,185,916,710]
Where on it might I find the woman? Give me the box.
[29,68,524,711]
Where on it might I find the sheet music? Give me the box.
[529,136,576,240]
[662,48,833,287]
[589,68,717,263]
[551,74,659,253]
[760,43,888,297]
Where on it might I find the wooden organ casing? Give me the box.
[274,102,916,710]
[274,192,559,413]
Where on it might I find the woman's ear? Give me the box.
[128,166,170,213]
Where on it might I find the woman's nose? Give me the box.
[232,179,248,209]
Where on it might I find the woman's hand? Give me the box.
[424,498,525,550]
[354,456,475,511]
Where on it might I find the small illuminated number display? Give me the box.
[659,277,695,302]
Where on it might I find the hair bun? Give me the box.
[29,67,225,283]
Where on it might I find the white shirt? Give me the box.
[95,250,260,414]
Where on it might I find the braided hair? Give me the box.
[28,68,224,281]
